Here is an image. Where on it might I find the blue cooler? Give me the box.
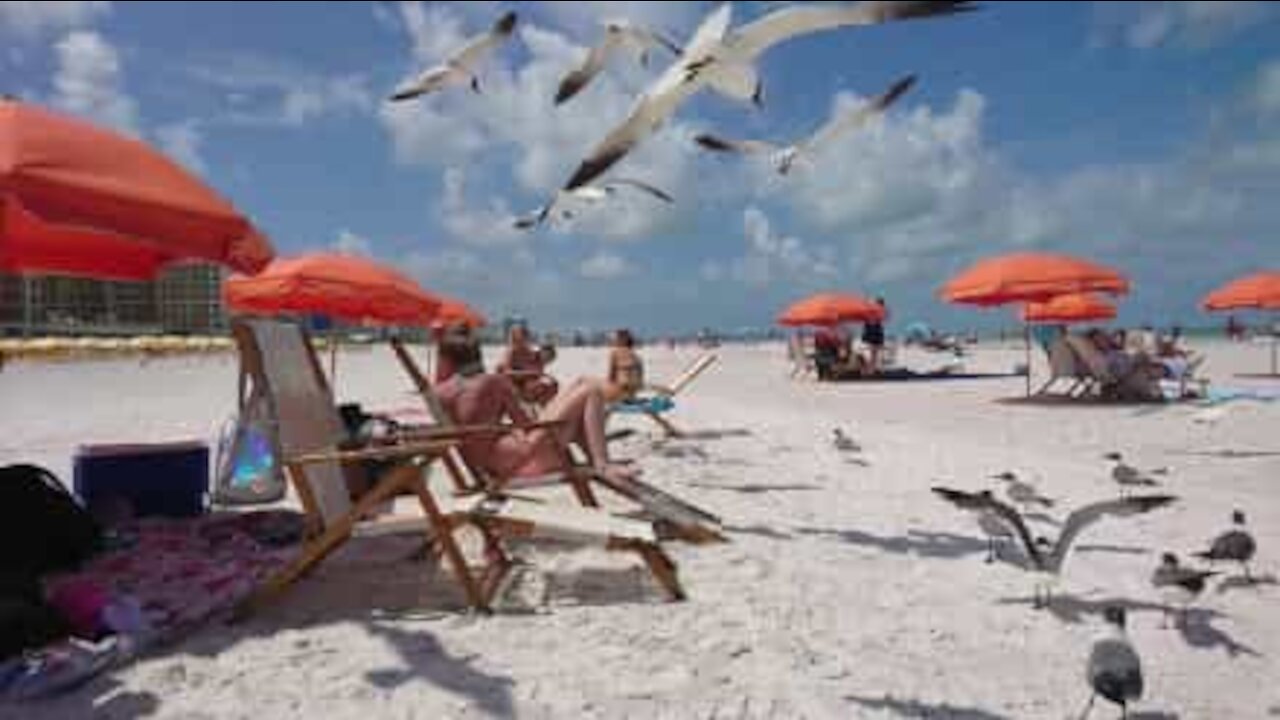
[74,441,209,518]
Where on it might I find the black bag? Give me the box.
[0,464,104,580]
[0,575,69,660]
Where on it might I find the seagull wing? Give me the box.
[693,133,780,156]
[727,1,976,61]
[799,74,916,155]
[555,34,619,105]
[602,178,676,203]
[1050,495,1178,572]
[452,11,519,71]
[389,65,456,101]
[624,25,685,57]
[931,486,1043,566]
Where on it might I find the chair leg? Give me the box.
[647,411,684,438]
[233,524,352,620]
[613,539,685,601]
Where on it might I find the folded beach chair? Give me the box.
[786,334,816,379]
[390,338,725,545]
[1034,336,1093,397]
[1063,335,1162,402]
[612,353,719,438]
[232,318,686,614]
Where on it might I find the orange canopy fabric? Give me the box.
[777,292,884,327]
[0,99,273,279]
[433,297,487,328]
[940,252,1129,307]
[1023,293,1116,324]
[1201,271,1280,312]
[222,253,442,326]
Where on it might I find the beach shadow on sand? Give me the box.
[669,428,754,441]
[795,526,1034,568]
[723,523,794,541]
[844,693,1012,719]
[688,481,822,494]
[362,623,516,718]
[1216,573,1279,594]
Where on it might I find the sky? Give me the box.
[4,1,1279,334]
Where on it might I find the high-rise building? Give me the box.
[0,262,225,335]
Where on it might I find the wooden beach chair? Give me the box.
[390,338,725,545]
[232,319,686,615]
[1063,335,1161,402]
[1034,336,1092,397]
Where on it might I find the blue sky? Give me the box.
[5,1,1279,334]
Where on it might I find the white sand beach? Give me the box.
[2,339,1278,719]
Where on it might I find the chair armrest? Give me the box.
[288,439,458,467]
[396,420,566,441]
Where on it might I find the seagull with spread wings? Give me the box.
[932,486,1178,608]
[557,1,976,193]
[389,11,518,101]
[513,178,675,230]
[555,20,682,105]
[694,73,916,174]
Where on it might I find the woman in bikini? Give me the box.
[434,329,637,486]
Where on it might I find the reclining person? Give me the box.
[434,328,638,488]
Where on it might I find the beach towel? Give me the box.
[614,395,676,414]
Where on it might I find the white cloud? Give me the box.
[1093,1,1276,50]
[537,1,703,40]
[50,30,138,135]
[438,166,526,246]
[154,120,206,175]
[709,206,838,288]
[0,1,108,41]
[185,53,373,127]
[332,229,373,256]
[579,250,630,279]
[1253,60,1280,115]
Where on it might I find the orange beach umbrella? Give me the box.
[222,253,441,326]
[778,292,884,327]
[1201,271,1280,312]
[0,99,273,279]
[940,252,1129,306]
[1201,270,1280,375]
[1023,293,1116,324]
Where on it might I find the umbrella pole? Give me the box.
[330,327,338,386]
[1024,322,1032,397]
[1272,311,1277,376]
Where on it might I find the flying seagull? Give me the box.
[389,11,518,101]
[513,178,674,229]
[1104,452,1160,497]
[1151,552,1217,628]
[1195,509,1258,582]
[1081,606,1144,720]
[932,486,1178,607]
[558,1,975,193]
[694,73,916,174]
[555,20,682,105]
[990,470,1054,513]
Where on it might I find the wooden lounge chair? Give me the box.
[232,318,686,615]
[1063,335,1162,402]
[612,353,718,438]
[1034,336,1093,397]
[389,338,725,545]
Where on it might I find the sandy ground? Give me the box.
[2,338,1278,719]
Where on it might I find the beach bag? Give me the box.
[0,465,103,581]
[213,390,285,506]
[0,577,69,661]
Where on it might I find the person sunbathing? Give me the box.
[605,329,673,403]
[496,323,559,406]
[434,330,638,487]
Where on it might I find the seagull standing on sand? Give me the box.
[932,487,1178,608]
[558,1,976,193]
[990,470,1054,514]
[1195,510,1258,582]
[1104,452,1160,497]
[555,20,682,105]
[512,178,674,229]
[388,11,518,101]
[1081,606,1144,720]
[1151,552,1217,628]
[694,74,917,174]
[832,428,861,453]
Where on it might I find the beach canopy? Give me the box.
[1023,293,1116,324]
[433,297,487,329]
[777,292,884,327]
[1201,271,1280,312]
[940,252,1129,306]
[222,253,442,326]
[0,99,273,280]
